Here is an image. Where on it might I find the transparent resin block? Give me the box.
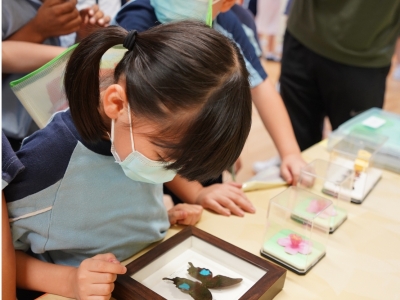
[261,186,332,275]
[297,159,352,233]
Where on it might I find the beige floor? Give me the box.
[234,58,400,183]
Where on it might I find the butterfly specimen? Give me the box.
[163,262,242,300]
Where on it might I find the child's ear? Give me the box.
[102,84,128,119]
[220,0,236,13]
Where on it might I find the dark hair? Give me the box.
[64,21,251,182]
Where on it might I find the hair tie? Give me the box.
[123,30,138,51]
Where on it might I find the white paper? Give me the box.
[362,116,386,129]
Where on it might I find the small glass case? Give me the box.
[297,159,352,233]
[261,186,332,275]
[327,108,400,174]
[328,131,387,203]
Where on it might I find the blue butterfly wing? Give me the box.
[187,262,242,288]
[163,277,212,300]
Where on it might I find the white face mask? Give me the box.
[150,0,218,26]
[110,105,177,184]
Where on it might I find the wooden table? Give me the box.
[39,141,400,300]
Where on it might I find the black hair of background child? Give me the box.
[64,21,252,183]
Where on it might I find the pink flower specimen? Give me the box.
[278,233,312,255]
[307,199,337,219]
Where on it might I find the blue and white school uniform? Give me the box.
[4,110,170,267]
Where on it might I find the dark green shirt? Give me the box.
[287,0,400,67]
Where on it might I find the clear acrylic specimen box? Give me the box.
[328,131,387,204]
[297,159,352,233]
[261,186,332,275]
[327,108,400,174]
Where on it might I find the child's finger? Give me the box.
[289,166,301,186]
[177,206,202,225]
[102,15,111,25]
[88,4,99,16]
[222,198,245,217]
[52,0,78,16]
[168,210,187,225]
[228,183,247,197]
[61,16,82,33]
[224,188,255,213]
[45,0,76,8]
[89,260,126,275]
[86,282,114,298]
[87,256,126,274]
[280,165,293,185]
[233,197,255,214]
[91,253,118,262]
[205,197,233,216]
[86,271,118,284]
[91,7,104,24]
[43,0,66,5]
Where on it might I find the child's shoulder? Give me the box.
[214,11,251,49]
[216,10,243,32]
[4,111,79,202]
[114,0,159,32]
[20,110,78,158]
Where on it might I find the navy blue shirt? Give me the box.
[2,132,25,189]
[113,0,267,87]
[231,4,261,53]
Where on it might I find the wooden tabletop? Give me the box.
[38,141,400,300]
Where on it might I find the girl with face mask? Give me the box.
[114,0,307,212]
[4,21,252,299]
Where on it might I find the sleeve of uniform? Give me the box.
[112,0,160,32]
[4,113,77,252]
[214,11,268,88]
[2,132,25,190]
[2,0,12,40]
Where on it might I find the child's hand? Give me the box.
[280,153,307,186]
[77,4,110,40]
[80,4,110,27]
[33,0,81,40]
[195,182,255,217]
[168,204,203,226]
[69,253,126,300]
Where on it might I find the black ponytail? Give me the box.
[64,26,127,142]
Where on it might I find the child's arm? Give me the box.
[165,176,255,217]
[6,0,81,43]
[251,78,306,185]
[2,41,65,74]
[2,193,16,300]
[15,251,126,299]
